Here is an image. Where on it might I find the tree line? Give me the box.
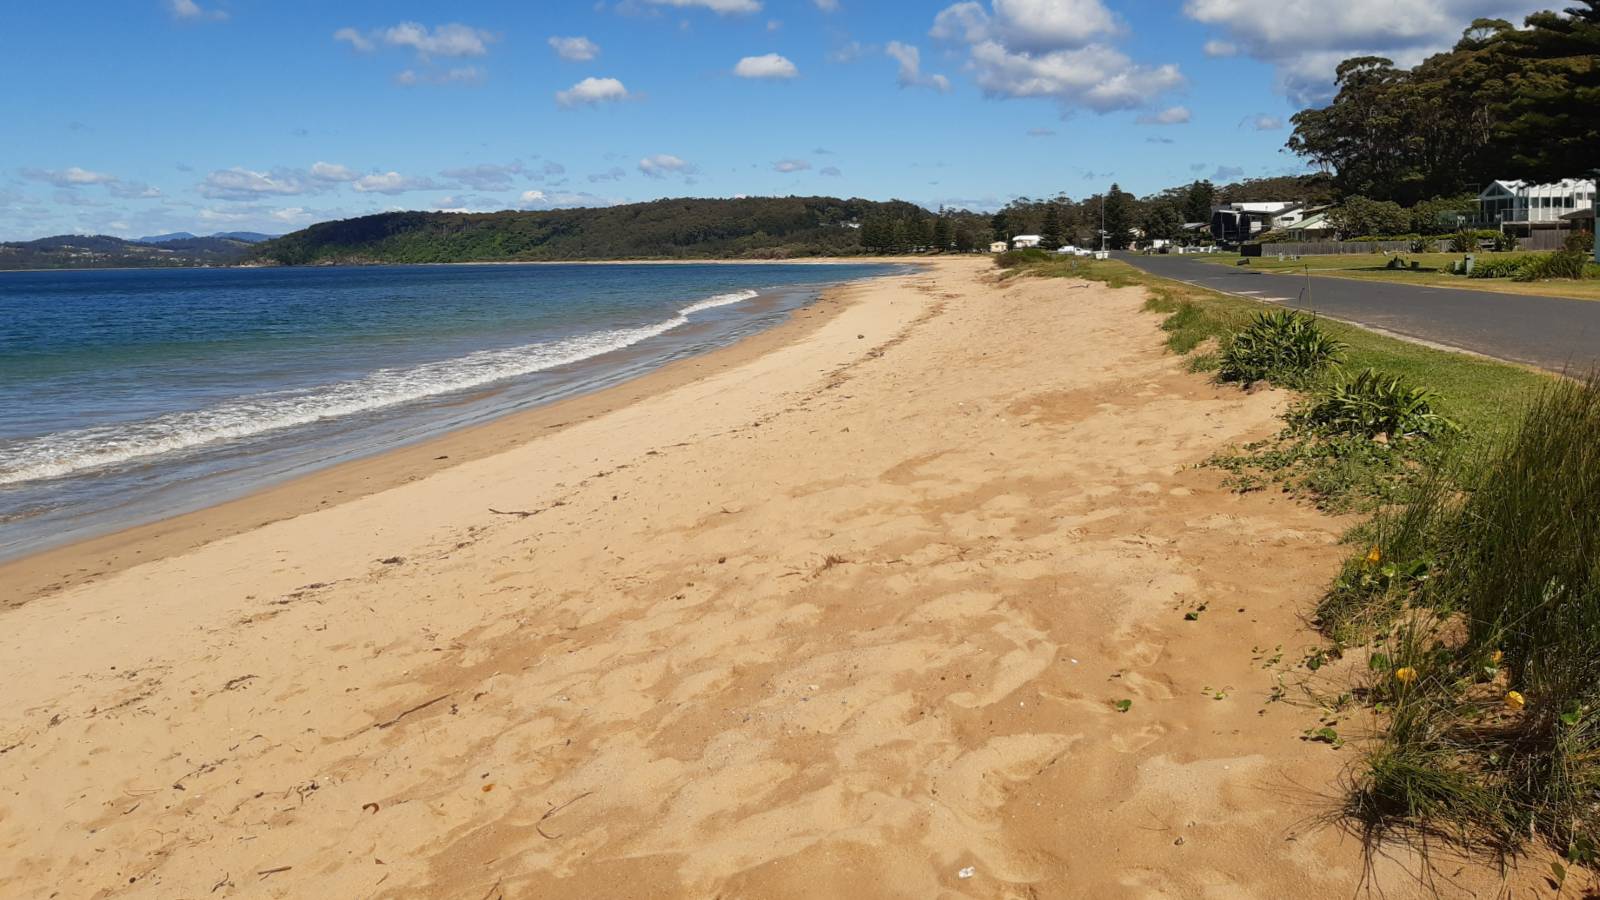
[1288,2,1598,206]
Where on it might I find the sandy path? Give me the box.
[0,259,1502,897]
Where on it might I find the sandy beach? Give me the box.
[0,258,1523,897]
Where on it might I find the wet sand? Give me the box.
[0,258,1535,897]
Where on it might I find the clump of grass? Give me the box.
[1218,310,1346,388]
[1335,373,1600,858]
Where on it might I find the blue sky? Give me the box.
[0,0,1551,239]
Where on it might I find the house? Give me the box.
[1561,208,1599,262]
[1011,234,1042,249]
[989,241,1009,253]
[1210,201,1301,244]
[1284,210,1336,241]
[1477,178,1597,236]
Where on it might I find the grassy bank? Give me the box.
[1001,250,1600,879]
[1190,250,1600,303]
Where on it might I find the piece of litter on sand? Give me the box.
[958,867,975,879]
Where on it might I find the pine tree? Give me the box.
[990,211,1011,244]
[1182,180,1216,224]
[1103,185,1133,250]
[1040,205,1064,250]
[932,216,953,252]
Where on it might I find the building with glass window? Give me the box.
[1477,179,1597,233]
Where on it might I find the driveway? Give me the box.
[1118,253,1598,374]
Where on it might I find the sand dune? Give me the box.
[0,259,1522,897]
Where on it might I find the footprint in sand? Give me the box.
[1110,721,1168,753]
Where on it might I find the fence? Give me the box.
[1242,240,1410,257]
[1246,227,1583,256]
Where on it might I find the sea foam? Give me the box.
[0,289,761,487]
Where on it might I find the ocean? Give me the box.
[0,261,899,560]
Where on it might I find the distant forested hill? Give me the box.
[0,234,255,270]
[251,196,936,265]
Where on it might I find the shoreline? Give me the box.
[0,269,890,607]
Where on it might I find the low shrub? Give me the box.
[1218,310,1346,387]
[1514,250,1588,281]
[1468,255,1537,279]
[994,248,1052,268]
[1300,368,1457,440]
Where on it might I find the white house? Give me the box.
[1478,179,1597,233]
[1011,234,1042,249]
[989,241,1009,253]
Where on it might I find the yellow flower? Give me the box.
[1395,667,1418,685]
[1365,546,1383,565]
[1490,650,1504,666]
[1505,691,1526,711]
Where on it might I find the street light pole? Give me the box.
[1100,191,1107,252]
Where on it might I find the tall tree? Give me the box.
[990,210,1012,243]
[1040,205,1064,250]
[1102,185,1133,250]
[1182,180,1217,224]
[932,215,954,251]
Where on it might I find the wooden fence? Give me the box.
[1243,240,1410,257]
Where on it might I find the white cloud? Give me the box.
[334,27,374,52]
[380,22,495,58]
[199,167,318,200]
[1213,164,1245,180]
[930,1,1181,113]
[1182,0,1548,103]
[734,53,799,79]
[519,189,620,210]
[352,171,440,194]
[1027,127,1057,136]
[638,154,694,178]
[820,165,843,176]
[964,39,1183,112]
[1136,105,1191,124]
[827,40,871,63]
[1203,39,1238,57]
[440,162,525,191]
[814,0,841,10]
[22,166,118,187]
[549,36,600,61]
[932,0,1118,51]
[885,41,951,92]
[589,166,628,183]
[773,159,812,173]
[1244,113,1284,130]
[645,0,762,13]
[556,77,632,106]
[168,0,227,22]
[310,162,359,182]
[395,66,485,86]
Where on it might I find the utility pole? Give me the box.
[1100,190,1107,252]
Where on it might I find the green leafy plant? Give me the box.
[1218,310,1346,387]
[1299,368,1458,440]
[1514,250,1587,282]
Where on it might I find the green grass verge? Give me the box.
[1191,250,1600,303]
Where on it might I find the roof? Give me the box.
[1480,178,1596,197]
[1290,211,1333,230]
[1012,234,1042,240]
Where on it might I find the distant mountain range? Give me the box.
[250,197,930,265]
[0,233,261,271]
[136,231,278,244]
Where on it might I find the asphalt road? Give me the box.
[1117,252,1598,374]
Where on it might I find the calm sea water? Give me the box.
[0,262,898,559]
